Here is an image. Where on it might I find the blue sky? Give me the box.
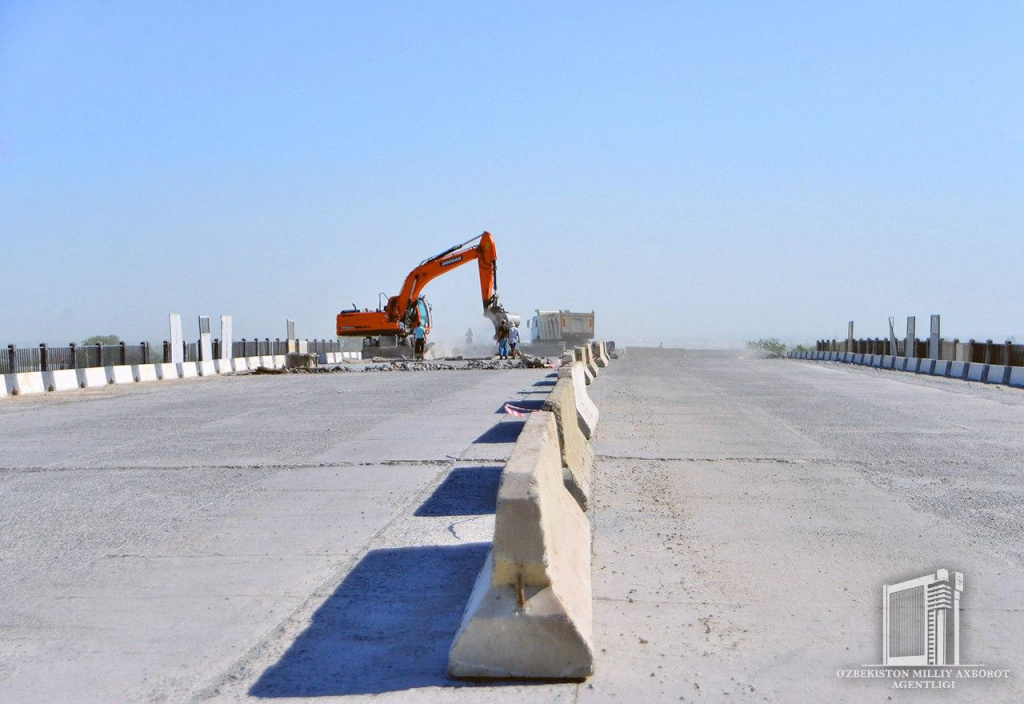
[2,2,1022,347]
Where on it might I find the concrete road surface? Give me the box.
[1,352,1022,703]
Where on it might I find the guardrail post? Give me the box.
[984,339,993,364]
[39,343,48,372]
[69,342,77,369]
[141,341,149,364]
[163,340,170,363]
[7,344,14,373]
[95,342,103,367]
[1004,340,1013,367]
[119,341,126,365]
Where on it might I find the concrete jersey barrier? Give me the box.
[155,363,179,380]
[558,361,599,439]
[448,411,594,680]
[43,369,81,392]
[133,364,158,383]
[573,348,595,384]
[967,364,988,382]
[580,346,599,379]
[541,377,594,511]
[78,367,108,388]
[1009,368,1024,388]
[985,365,1009,385]
[106,365,135,385]
[591,341,610,368]
[4,372,46,396]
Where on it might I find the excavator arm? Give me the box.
[387,232,499,325]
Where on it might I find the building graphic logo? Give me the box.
[836,567,1012,690]
[882,568,963,666]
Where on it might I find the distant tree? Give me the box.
[82,334,121,346]
[746,337,787,358]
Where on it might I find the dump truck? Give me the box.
[522,309,595,356]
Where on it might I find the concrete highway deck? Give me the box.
[2,351,1022,702]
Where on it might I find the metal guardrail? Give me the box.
[2,338,343,374]
[814,337,1024,366]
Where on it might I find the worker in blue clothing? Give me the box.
[412,323,427,360]
[497,320,510,359]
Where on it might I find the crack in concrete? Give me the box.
[0,459,455,474]
[595,454,829,465]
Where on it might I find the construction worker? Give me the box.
[497,320,510,359]
[413,323,427,360]
[508,321,521,358]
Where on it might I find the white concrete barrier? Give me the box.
[542,377,594,510]
[591,341,610,368]
[106,365,135,385]
[558,361,598,439]
[916,359,934,375]
[880,355,894,369]
[816,351,825,360]
[198,360,217,377]
[231,357,249,372]
[273,354,286,368]
[574,348,595,385]
[43,369,81,392]
[246,356,260,369]
[892,357,908,371]
[967,364,988,382]
[4,372,46,396]
[133,364,158,383]
[214,359,232,374]
[1008,368,1024,388]
[77,367,108,388]
[177,362,199,378]
[579,347,598,380]
[931,361,951,377]
[449,411,593,680]
[949,361,969,380]
[155,363,179,380]
[0,377,6,398]
[905,358,920,373]
[986,365,1009,385]
[870,355,883,368]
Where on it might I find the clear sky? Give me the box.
[2,2,1022,348]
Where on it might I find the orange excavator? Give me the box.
[336,231,517,354]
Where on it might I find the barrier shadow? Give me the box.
[250,544,490,697]
[414,466,502,517]
[493,398,547,414]
[533,379,556,387]
[473,419,525,444]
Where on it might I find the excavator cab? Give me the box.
[408,298,432,332]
